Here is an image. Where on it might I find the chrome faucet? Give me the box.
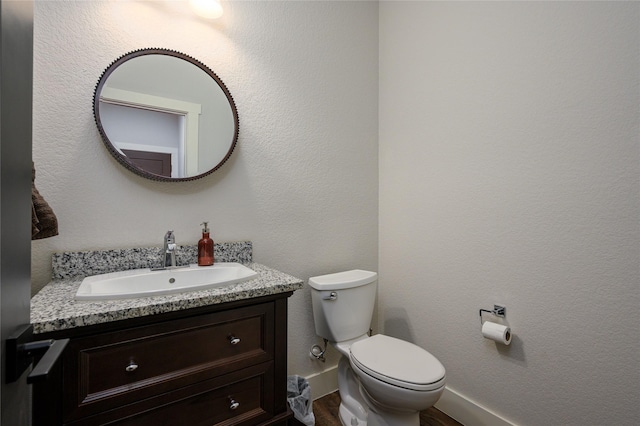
[163,230,176,268]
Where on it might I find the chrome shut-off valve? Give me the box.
[309,338,328,362]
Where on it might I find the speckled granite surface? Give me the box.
[51,241,253,280]
[32,243,302,334]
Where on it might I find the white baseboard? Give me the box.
[435,387,515,426]
[305,366,339,401]
[304,370,515,426]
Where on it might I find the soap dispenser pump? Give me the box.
[198,222,214,266]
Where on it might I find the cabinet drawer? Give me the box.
[68,362,275,426]
[64,303,274,421]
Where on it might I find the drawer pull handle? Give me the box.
[125,362,138,372]
[229,336,241,345]
[229,398,240,410]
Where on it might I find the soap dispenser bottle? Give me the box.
[198,222,214,266]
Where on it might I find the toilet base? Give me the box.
[337,392,420,426]
[336,356,423,426]
[337,357,368,425]
[339,402,363,426]
[358,387,420,426]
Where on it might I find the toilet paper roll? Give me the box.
[481,321,512,345]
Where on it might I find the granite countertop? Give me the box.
[30,242,303,334]
[31,262,303,334]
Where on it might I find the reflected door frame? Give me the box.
[100,87,201,176]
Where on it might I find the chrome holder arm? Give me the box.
[479,305,506,324]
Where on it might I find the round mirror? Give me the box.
[93,49,238,181]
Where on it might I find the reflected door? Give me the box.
[122,149,172,178]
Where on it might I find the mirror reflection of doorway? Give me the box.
[99,103,184,177]
[121,149,172,177]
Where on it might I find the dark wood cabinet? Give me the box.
[33,293,294,426]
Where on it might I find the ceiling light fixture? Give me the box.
[189,0,223,20]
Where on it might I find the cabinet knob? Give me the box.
[125,362,138,372]
[228,336,241,345]
[229,398,240,410]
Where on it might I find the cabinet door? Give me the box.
[64,303,274,422]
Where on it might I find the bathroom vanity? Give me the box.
[30,243,303,426]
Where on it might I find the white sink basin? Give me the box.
[75,262,258,300]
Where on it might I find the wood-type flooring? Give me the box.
[309,391,463,426]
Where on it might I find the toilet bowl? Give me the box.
[350,334,445,412]
[309,270,446,426]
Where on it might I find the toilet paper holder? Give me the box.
[479,305,506,324]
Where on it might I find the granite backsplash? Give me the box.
[51,241,253,280]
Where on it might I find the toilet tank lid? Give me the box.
[308,270,377,290]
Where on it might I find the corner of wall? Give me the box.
[305,366,339,401]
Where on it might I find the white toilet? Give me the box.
[309,270,446,426]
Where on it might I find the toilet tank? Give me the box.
[308,270,377,343]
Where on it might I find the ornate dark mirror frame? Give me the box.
[93,48,239,182]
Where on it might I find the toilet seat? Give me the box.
[350,334,445,392]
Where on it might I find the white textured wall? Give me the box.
[33,1,640,423]
[32,0,378,378]
[380,2,639,426]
